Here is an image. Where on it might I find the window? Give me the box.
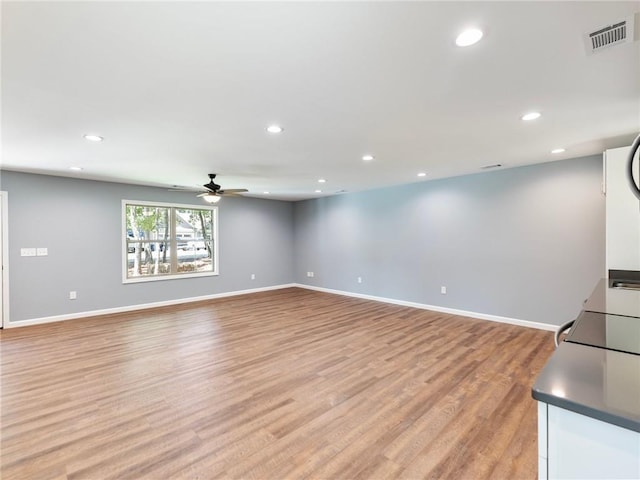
[123,200,218,283]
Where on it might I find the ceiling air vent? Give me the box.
[584,15,636,54]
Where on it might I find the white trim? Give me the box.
[294,283,557,331]
[1,191,8,327]
[123,270,218,284]
[122,198,212,209]
[5,284,296,328]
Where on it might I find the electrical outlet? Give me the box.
[21,248,37,257]
[251,273,256,280]
[441,286,447,295]
[357,276,362,283]
[37,247,48,256]
[69,291,77,300]
[310,272,314,278]
[307,271,315,278]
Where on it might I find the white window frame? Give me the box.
[122,199,218,284]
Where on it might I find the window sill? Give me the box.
[123,271,218,284]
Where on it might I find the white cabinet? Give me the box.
[605,145,640,274]
[538,402,548,480]
[538,402,640,479]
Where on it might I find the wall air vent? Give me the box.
[584,15,636,55]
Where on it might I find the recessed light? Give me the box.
[521,112,541,121]
[266,125,283,134]
[315,190,322,193]
[551,148,566,154]
[318,178,326,183]
[83,134,103,142]
[263,191,270,194]
[362,154,374,161]
[456,28,483,47]
[417,172,427,177]
[69,166,83,171]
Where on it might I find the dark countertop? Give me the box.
[532,341,640,433]
[585,278,640,318]
[532,278,640,433]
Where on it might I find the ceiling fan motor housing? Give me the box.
[204,174,221,192]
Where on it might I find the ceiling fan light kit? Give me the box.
[201,193,221,204]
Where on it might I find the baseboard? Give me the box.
[7,282,557,332]
[294,283,557,331]
[5,284,297,328]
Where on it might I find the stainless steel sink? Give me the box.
[611,281,640,291]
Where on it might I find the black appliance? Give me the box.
[564,310,640,356]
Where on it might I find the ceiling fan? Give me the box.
[196,174,248,203]
[171,174,248,203]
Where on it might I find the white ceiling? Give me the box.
[2,1,639,201]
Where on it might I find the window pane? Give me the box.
[126,205,170,241]
[178,239,214,273]
[176,208,214,271]
[176,208,212,242]
[126,241,172,278]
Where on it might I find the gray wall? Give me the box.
[293,156,605,326]
[2,155,606,326]
[1,171,294,322]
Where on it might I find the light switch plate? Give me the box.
[37,248,48,256]
[21,248,37,257]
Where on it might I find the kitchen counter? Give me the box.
[532,278,640,433]
[532,341,640,433]
[533,278,640,479]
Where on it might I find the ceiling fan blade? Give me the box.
[219,188,249,194]
[168,184,202,192]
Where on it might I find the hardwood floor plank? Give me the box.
[0,287,554,479]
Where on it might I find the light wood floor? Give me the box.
[1,287,554,480]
